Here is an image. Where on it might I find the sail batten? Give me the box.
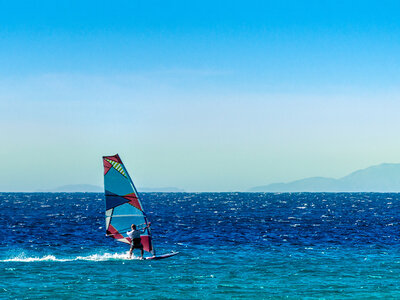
[103,154,154,254]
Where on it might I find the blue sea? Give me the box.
[1,192,400,299]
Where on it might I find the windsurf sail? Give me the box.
[103,154,154,255]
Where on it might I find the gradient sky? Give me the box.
[1,1,400,191]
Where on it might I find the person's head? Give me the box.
[131,224,136,230]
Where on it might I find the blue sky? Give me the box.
[1,1,400,191]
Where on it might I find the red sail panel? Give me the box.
[124,193,142,211]
[103,159,112,175]
[106,224,125,240]
[141,235,153,252]
[103,154,122,163]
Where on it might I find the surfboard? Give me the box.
[145,251,180,260]
[103,154,178,260]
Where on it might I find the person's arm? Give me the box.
[141,223,151,234]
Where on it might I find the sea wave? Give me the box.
[0,252,143,262]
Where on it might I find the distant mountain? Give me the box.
[249,163,400,192]
[139,187,185,192]
[38,184,184,193]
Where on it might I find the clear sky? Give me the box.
[1,1,400,191]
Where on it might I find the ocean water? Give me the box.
[1,192,400,299]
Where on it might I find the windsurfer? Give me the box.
[127,223,150,259]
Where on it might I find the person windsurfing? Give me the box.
[127,223,150,259]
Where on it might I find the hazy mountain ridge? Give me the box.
[138,187,185,192]
[249,163,400,192]
[37,185,184,193]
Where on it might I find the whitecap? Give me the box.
[0,252,146,262]
[1,255,71,262]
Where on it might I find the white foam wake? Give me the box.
[0,252,145,262]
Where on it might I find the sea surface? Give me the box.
[1,192,400,299]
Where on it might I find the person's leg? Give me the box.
[129,245,134,258]
[140,249,144,259]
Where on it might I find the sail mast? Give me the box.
[119,156,156,256]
